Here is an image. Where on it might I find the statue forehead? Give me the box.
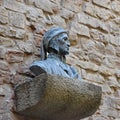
[43,27,68,41]
[58,33,68,37]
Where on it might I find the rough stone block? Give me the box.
[98,65,114,77]
[7,27,26,39]
[23,0,34,5]
[60,8,74,20]
[83,2,96,17]
[77,13,108,32]
[34,0,57,14]
[0,25,6,37]
[9,11,25,29]
[26,7,43,22]
[105,44,116,55]
[108,22,120,35]
[76,61,99,72]
[0,36,15,47]
[0,15,8,24]
[92,0,111,9]
[103,56,120,69]
[86,73,105,84]
[94,6,114,21]
[88,52,104,65]
[14,73,102,120]
[0,60,9,71]
[0,47,6,59]
[6,49,24,63]
[109,35,120,46]
[3,0,25,13]
[70,22,90,37]
[52,15,66,28]
[90,29,109,44]
[0,26,25,39]
[16,41,34,54]
[0,6,8,16]
[62,1,80,12]
[111,1,120,15]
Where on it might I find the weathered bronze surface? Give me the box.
[14,27,102,119]
[14,73,102,120]
[30,27,81,80]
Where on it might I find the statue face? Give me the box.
[58,33,70,55]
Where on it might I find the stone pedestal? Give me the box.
[14,73,102,120]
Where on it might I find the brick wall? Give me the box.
[0,0,120,120]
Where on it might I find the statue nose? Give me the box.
[67,41,70,47]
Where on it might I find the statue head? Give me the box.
[41,27,70,60]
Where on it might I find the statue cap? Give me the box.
[40,27,68,60]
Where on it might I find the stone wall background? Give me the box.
[0,0,120,120]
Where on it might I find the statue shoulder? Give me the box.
[29,60,48,76]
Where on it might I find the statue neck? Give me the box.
[48,52,66,63]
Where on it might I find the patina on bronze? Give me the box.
[30,27,81,80]
[14,27,102,120]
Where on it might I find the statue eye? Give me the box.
[64,37,68,41]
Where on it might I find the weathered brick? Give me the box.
[9,11,25,29]
[6,49,24,63]
[3,0,25,13]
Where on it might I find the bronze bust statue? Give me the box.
[30,27,81,80]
